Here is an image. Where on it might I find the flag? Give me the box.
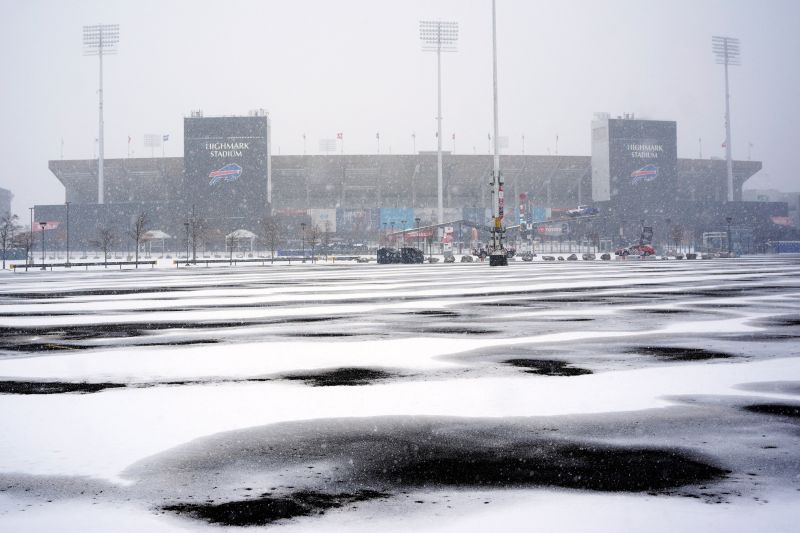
[127,135,131,144]
[376,132,380,139]
[452,133,455,140]
[163,134,170,142]
[336,132,343,140]
[488,133,491,140]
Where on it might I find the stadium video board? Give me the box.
[592,116,677,210]
[184,115,269,223]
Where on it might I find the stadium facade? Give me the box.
[38,112,791,254]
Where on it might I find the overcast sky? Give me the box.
[1,0,798,215]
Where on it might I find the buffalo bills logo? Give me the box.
[630,164,658,184]
[209,163,243,186]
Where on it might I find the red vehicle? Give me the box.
[615,244,656,257]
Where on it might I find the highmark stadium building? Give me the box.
[39,111,792,254]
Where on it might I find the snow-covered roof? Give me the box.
[142,230,172,240]
[226,229,257,239]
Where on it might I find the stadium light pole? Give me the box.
[420,20,458,228]
[83,24,119,205]
[712,36,740,203]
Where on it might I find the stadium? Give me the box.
[37,111,791,256]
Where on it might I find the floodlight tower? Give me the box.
[83,24,119,204]
[488,0,507,266]
[420,19,458,227]
[712,36,740,202]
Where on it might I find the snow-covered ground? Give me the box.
[1,257,799,532]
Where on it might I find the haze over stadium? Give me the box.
[1,0,799,215]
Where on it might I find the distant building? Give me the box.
[742,189,800,228]
[0,187,12,217]
[39,111,790,252]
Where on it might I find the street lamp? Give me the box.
[415,217,421,251]
[65,201,71,265]
[183,222,190,266]
[83,24,119,205]
[713,36,741,202]
[420,19,458,228]
[726,216,733,255]
[301,222,306,263]
[39,221,47,270]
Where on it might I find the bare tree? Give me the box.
[13,230,33,266]
[127,212,149,267]
[226,233,237,265]
[322,220,332,261]
[307,224,321,263]
[0,214,20,269]
[259,216,281,264]
[189,217,208,262]
[90,227,116,267]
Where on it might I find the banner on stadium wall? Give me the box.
[308,209,336,233]
[380,208,415,230]
[462,207,491,225]
[336,209,380,234]
[272,208,308,217]
[530,207,550,223]
[411,208,461,227]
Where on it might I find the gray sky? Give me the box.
[1,0,798,216]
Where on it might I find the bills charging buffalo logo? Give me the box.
[208,163,243,186]
[630,164,658,184]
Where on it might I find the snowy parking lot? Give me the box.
[1,257,799,532]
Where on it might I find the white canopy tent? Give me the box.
[225,229,257,253]
[141,230,172,255]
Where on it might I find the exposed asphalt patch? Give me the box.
[0,380,126,395]
[405,310,461,318]
[639,309,692,315]
[163,490,388,526]
[762,315,800,327]
[416,327,498,335]
[504,358,593,376]
[0,342,89,352]
[281,367,395,386]
[132,416,729,528]
[282,332,360,338]
[742,404,800,419]
[0,316,348,343]
[631,346,734,361]
[735,381,800,396]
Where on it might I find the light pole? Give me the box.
[420,19,458,228]
[183,222,190,266]
[83,24,119,205]
[726,216,733,255]
[488,0,507,266]
[39,222,47,270]
[65,201,71,265]
[28,207,33,265]
[401,219,406,247]
[712,36,741,202]
[415,217,421,251]
[301,222,306,263]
